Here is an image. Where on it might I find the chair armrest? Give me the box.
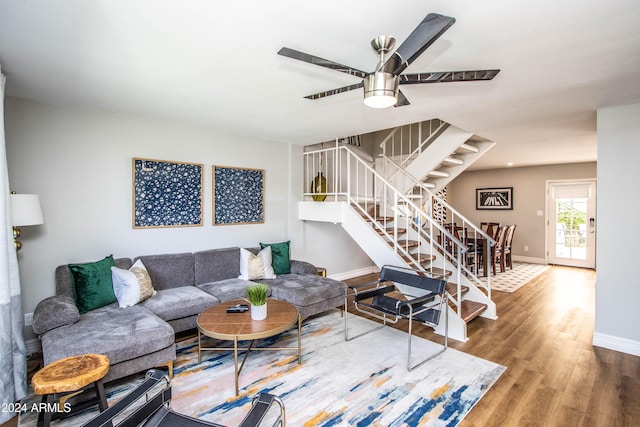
[346,279,386,297]
[82,369,285,427]
[32,295,80,335]
[347,280,380,291]
[289,259,317,275]
[402,292,437,309]
[352,284,396,302]
[238,393,286,427]
[82,370,169,427]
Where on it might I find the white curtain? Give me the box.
[0,65,27,424]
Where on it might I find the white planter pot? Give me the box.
[251,302,267,321]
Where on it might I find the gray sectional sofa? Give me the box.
[32,247,346,383]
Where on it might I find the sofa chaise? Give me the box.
[32,246,346,383]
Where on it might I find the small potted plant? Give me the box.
[245,283,269,321]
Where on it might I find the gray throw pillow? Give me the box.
[32,295,80,335]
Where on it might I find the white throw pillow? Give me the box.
[238,247,276,280]
[111,259,156,308]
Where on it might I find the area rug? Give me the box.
[19,312,505,426]
[480,262,550,293]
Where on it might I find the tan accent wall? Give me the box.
[447,162,596,260]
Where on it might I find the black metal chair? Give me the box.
[344,265,449,371]
[81,369,285,427]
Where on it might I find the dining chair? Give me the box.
[467,223,499,275]
[503,224,517,270]
[491,226,509,274]
[437,222,456,247]
[481,222,501,240]
[451,226,471,265]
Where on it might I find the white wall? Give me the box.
[594,102,640,354]
[448,162,597,261]
[5,97,372,342]
[301,221,373,279]
[3,97,284,324]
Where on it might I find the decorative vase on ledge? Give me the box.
[311,172,327,202]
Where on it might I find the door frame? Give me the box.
[545,179,597,268]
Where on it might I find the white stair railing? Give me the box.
[380,154,496,298]
[304,144,470,317]
[379,119,449,170]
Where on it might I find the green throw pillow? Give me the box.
[259,241,291,274]
[69,255,117,314]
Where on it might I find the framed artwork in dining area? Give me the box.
[476,187,513,210]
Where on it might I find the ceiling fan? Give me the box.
[278,12,500,108]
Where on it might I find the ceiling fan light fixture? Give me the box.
[363,71,399,109]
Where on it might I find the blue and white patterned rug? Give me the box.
[19,312,505,426]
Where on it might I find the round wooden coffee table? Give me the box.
[197,298,301,396]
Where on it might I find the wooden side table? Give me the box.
[31,354,111,427]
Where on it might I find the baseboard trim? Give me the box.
[512,255,546,264]
[329,265,379,281]
[26,338,41,356]
[592,332,640,357]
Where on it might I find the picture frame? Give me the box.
[476,187,513,210]
[132,158,203,228]
[213,166,265,225]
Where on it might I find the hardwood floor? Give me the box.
[345,266,640,427]
[4,266,637,427]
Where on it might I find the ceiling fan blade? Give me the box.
[383,13,456,76]
[394,90,410,107]
[399,69,500,84]
[304,82,365,100]
[278,47,368,79]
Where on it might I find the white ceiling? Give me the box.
[1,1,639,170]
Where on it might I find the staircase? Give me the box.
[299,126,498,342]
[377,119,496,192]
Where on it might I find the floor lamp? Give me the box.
[10,193,44,251]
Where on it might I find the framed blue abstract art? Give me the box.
[133,158,203,228]
[213,166,264,225]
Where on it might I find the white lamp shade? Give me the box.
[10,194,44,226]
[363,94,398,109]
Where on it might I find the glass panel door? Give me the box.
[548,181,596,268]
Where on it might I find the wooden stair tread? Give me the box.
[375,227,407,235]
[446,283,470,297]
[428,170,449,178]
[370,216,395,222]
[359,211,394,222]
[387,239,420,249]
[442,156,464,166]
[458,143,480,153]
[420,267,452,278]
[401,254,436,265]
[460,300,488,323]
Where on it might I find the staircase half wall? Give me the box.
[299,201,407,267]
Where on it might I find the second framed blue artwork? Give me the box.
[213,166,264,225]
[133,158,203,228]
